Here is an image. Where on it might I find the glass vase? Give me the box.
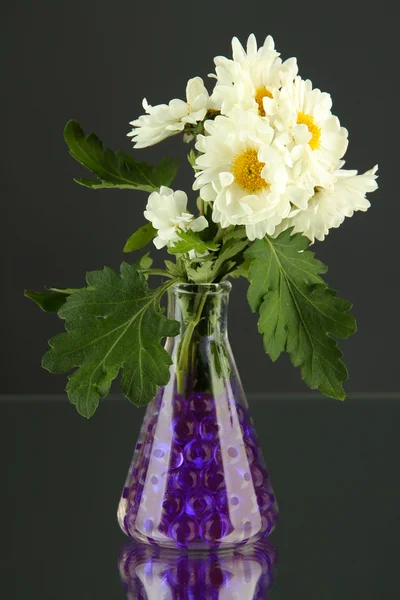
[117,282,279,548]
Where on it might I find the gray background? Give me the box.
[1,0,396,395]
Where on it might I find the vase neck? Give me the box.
[167,282,231,340]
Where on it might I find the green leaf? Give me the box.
[138,252,153,270]
[212,237,249,279]
[228,259,251,279]
[42,263,179,417]
[24,287,78,312]
[165,259,186,279]
[64,120,179,192]
[123,223,157,253]
[186,261,215,284]
[169,231,220,255]
[245,229,356,400]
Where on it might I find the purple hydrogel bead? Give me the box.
[184,439,214,468]
[169,443,184,469]
[235,403,246,424]
[215,490,228,513]
[251,464,267,488]
[162,493,184,519]
[173,468,199,491]
[124,507,137,536]
[199,415,219,441]
[172,394,186,416]
[257,490,274,512]
[200,513,232,543]
[185,493,214,518]
[188,392,215,419]
[169,515,199,546]
[202,467,225,493]
[171,415,197,444]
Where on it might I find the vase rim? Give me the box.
[171,281,232,295]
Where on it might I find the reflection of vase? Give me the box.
[118,540,278,600]
[117,283,279,548]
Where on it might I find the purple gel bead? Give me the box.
[200,513,232,542]
[185,493,214,518]
[199,416,220,441]
[257,491,274,512]
[162,493,184,519]
[173,468,199,491]
[124,508,137,536]
[235,403,246,424]
[138,468,148,486]
[251,464,267,488]
[215,490,228,512]
[169,515,199,546]
[260,515,272,535]
[202,467,225,493]
[169,443,184,469]
[188,392,215,419]
[172,394,186,416]
[184,439,214,468]
[146,418,157,435]
[245,444,255,465]
[171,415,197,444]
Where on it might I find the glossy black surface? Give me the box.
[2,394,400,598]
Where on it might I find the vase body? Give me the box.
[117,282,279,548]
[118,539,277,599]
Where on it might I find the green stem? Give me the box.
[176,290,209,394]
[139,269,175,279]
[214,225,224,243]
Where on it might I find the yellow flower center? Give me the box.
[231,148,269,193]
[296,112,321,150]
[254,86,273,116]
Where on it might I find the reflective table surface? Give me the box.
[2,394,400,599]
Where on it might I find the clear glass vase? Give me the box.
[117,282,279,549]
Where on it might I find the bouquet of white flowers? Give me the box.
[25,34,378,417]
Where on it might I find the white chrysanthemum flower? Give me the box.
[272,76,349,191]
[210,33,298,116]
[144,186,208,249]
[128,77,210,149]
[193,108,308,240]
[274,164,378,242]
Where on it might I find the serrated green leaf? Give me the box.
[64,120,179,192]
[169,231,220,255]
[24,287,80,312]
[212,237,249,279]
[42,263,179,417]
[228,259,251,279]
[186,261,215,284]
[165,260,186,279]
[123,223,157,253]
[245,229,356,400]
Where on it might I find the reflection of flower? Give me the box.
[128,77,210,148]
[275,165,378,242]
[193,108,308,240]
[210,33,298,116]
[144,186,208,249]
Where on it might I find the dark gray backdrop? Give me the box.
[2,0,396,395]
